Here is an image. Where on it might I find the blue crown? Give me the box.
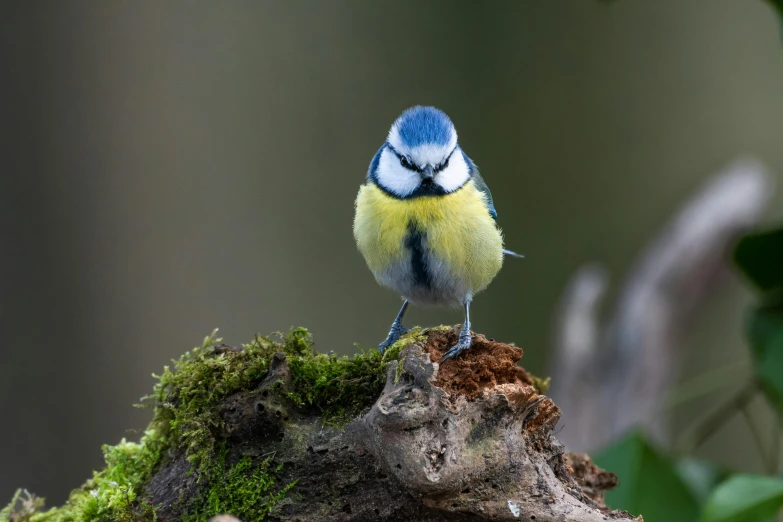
[392,106,455,148]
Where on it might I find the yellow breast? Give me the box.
[353,180,504,298]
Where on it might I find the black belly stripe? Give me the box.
[405,222,432,289]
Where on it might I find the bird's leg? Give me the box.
[379,300,411,353]
[442,299,473,362]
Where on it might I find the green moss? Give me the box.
[144,329,282,470]
[1,430,162,522]
[283,327,430,427]
[530,374,551,395]
[1,490,44,522]
[2,326,429,522]
[182,446,296,522]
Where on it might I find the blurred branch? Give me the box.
[740,397,771,471]
[550,265,608,450]
[664,360,750,411]
[549,158,774,452]
[679,381,758,452]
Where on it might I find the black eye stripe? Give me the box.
[433,148,457,173]
[389,147,422,173]
[386,144,456,174]
[434,155,451,173]
[400,156,420,172]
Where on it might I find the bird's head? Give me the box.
[371,106,471,198]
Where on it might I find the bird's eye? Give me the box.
[395,152,422,172]
[435,157,450,173]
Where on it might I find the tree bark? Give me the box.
[148,329,639,522]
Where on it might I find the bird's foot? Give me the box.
[441,327,473,362]
[379,322,411,353]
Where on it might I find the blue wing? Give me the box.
[463,151,524,259]
[463,150,497,219]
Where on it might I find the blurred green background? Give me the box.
[2,0,783,506]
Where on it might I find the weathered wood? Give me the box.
[2,329,640,522]
[148,329,638,521]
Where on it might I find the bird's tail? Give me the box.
[503,249,525,259]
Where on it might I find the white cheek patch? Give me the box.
[435,151,470,193]
[375,148,420,197]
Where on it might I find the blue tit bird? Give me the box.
[353,106,522,362]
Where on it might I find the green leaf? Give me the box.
[733,227,783,298]
[766,1,783,35]
[747,306,783,412]
[594,431,700,522]
[676,457,731,504]
[747,306,783,360]
[758,339,783,412]
[701,474,783,522]
[738,226,783,414]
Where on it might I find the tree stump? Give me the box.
[2,328,641,522]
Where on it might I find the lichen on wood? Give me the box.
[2,327,641,522]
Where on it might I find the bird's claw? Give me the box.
[441,329,473,362]
[379,323,411,353]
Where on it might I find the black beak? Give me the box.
[421,164,434,180]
